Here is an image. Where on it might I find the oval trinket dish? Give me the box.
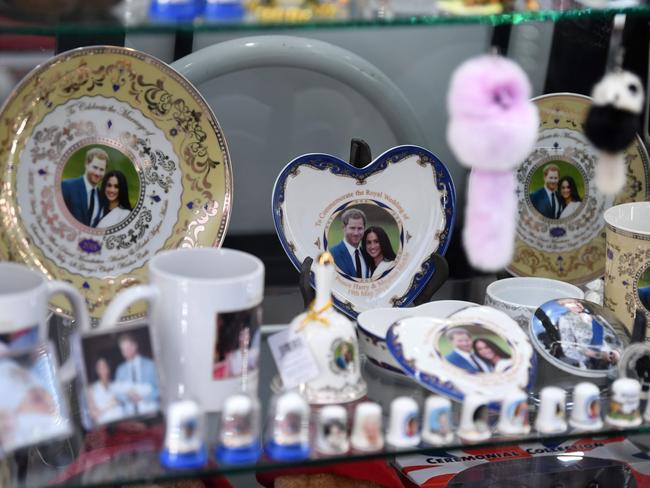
[386,306,535,403]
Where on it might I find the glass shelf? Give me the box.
[6,281,650,487]
[0,0,649,36]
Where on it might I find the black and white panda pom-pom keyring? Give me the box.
[584,69,645,195]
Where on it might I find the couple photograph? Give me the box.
[327,204,401,281]
[441,326,513,374]
[61,145,139,229]
[529,162,584,220]
[82,328,160,426]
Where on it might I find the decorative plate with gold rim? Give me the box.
[0,46,232,323]
[508,93,650,284]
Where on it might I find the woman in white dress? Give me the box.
[362,226,397,279]
[558,176,582,219]
[87,357,124,425]
[96,170,133,228]
[473,338,513,372]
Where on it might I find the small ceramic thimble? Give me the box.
[569,382,603,431]
[160,399,207,469]
[386,397,420,448]
[497,390,530,435]
[265,392,310,461]
[421,396,453,445]
[215,393,261,464]
[458,394,491,443]
[316,405,349,455]
[534,386,567,434]
[350,402,384,452]
[606,378,642,427]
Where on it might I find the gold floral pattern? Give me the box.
[605,226,650,335]
[509,94,649,284]
[0,47,232,322]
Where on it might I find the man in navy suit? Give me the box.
[329,208,369,279]
[114,332,160,416]
[444,328,490,374]
[639,285,650,311]
[61,147,108,227]
[530,163,561,219]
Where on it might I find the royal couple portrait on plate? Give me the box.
[86,331,159,425]
[61,147,134,229]
[529,163,582,220]
[329,208,397,280]
[444,327,513,374]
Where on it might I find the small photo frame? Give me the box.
[75,324,161,428]
[0,344,72,454]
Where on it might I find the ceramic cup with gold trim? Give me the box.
[604,202,650,336]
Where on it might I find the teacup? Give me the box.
[485,277,584,330]
[604,202,650,336]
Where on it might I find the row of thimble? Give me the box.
[537,379,644,434]
[267,394,386,459]
[163,378,646,469]
[385,378,647,447]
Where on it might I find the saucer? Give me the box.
[272,145,455,318]
[508,93,649,284]
[0,46,232,323]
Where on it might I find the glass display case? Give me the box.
[1,2,650,486]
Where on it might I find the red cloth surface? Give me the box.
[256,458,405,487]
[48,423,232,488]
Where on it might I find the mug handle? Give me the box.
[46,280,91,383]
[100,285,159,330]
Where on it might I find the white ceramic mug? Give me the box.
[485,277,584,329]
[100,248,265,412]
[0,262,89,377]
[604,202,650,335]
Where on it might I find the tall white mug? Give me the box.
[0,262,90,376]
[100,248,265,412]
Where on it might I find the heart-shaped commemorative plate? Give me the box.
[272,145,455,318]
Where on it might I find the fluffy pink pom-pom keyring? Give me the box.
[447,54,539,271]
